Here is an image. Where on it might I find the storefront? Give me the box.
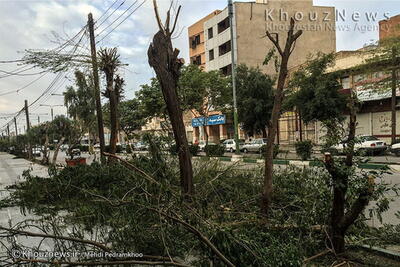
[192,114,230,143]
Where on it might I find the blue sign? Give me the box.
[191,115,226,127]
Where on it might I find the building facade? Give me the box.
[379,14,400,40]
[188,0,336,144]
[188,11,221,69]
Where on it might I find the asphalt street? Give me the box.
[0,152,399,240]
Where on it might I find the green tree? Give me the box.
[235,64,274,137]
[288,53,346,146]
[136,66,230,139]
[63,70,96,150]
[26,123,50,164]
[179,64,230,142]
[136,78,166,120]
[49,115,74,164]
[290,53,377,254]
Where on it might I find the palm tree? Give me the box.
[98,47,123,155]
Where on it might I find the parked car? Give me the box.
[93,143,100,151]
[222,139,245,153]
[198,141,216,151]
[32,147,41,157]
[134,142,148,151]
[333,135,387,155]
[390,142,400,156]
[242,138,268,153]
[66,148,81,157]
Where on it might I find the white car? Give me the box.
[198,141,216,151]
[222,139,245,153]
[390,143,400,157]
[242,138,268,153]
[334,135,387,155]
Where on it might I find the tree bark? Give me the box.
[261,128,267,138]
[52,137,65,165]
[325,90,373,254]
[261,18,303,216]
[109,86,118,155]
[148,31,194,196]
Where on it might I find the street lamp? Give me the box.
[228,0,240,155]
[40,104,63,121]
[51,94,69,118]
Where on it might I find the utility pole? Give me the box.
[38,115,40,124]
[40,104,62,121]
[14,117,18,136]
[88,13,106,163]
[7,124,10,142]
[228,0,240,155]
[25,100,32,159]
[391,47,397,145]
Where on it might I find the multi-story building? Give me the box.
[379,14,400,40]
[188,0,336,143]
[189,11,221,69]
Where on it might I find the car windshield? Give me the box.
[361,136,379,141]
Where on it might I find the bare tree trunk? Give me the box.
[109,86,118,155]
[261,18,303,216]
[52,137,66,165]
[148,30,194,196]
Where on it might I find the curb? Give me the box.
[193,156,397,171]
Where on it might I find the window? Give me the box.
[191,34,201,49]
[341,77,350,89]
[218,40,231,56]
[208,27,214,39]
[209,49,214,61]
[218,17,230,33]
[220,64,232,76]
[191,55,202,66]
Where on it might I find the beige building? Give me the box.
[189,11,221,69]
[188,0,336,143]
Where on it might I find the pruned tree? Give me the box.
[98,47,122,155]
[261,18,303,216]
[147,0,194,196]
[290,54,378,254]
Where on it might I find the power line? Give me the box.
[96,0,147,44]
[96,0,121,25]
[95,0,126,30]
[96,0,140,38]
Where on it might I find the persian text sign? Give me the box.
[192,115,226,127]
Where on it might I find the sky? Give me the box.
[0,0,399,133]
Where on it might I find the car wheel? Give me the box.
[229,148,234,153]
[243,148,248,153]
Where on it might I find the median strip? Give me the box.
[193,156,394,170]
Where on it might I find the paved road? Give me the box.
[0,152,53,257]
[1,152,399,228]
